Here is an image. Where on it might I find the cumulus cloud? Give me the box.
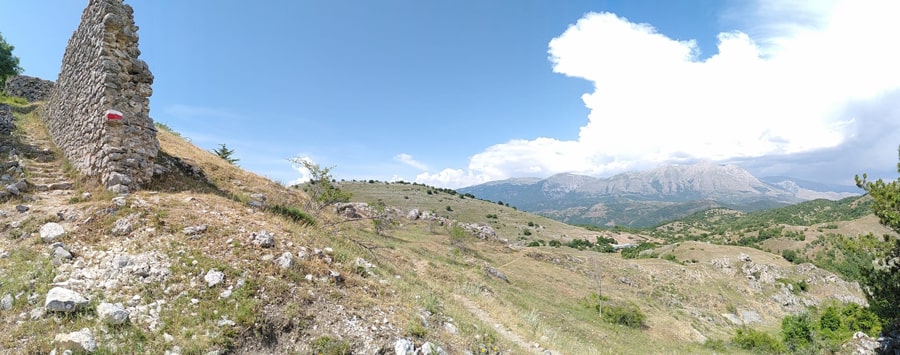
[420,0,900,188]
[394,153,429,171]
[288,156,315,186]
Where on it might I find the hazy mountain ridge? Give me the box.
[459,162,860,227]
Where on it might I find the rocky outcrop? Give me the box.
[0,104,14,135]
[3,75,54,102]
[44,0,158,193]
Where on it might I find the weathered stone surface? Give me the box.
[97,302,129,325]
[182,224,207,236]
[0,104,13,135]
[250,230,275,248]
[3,75,54,102]
[274,252,293,269]
[44,0,158,192]
[205,269,225,287]
[394,338,415,355]
[0,293,12,310]
[44,287,88,312]
[40,222,66,242]
[55,328,98,353]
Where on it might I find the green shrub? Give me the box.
[601,303,646,329]
[732,328,786,353]
[522,228,532,236]
[268,205,316,226]
[548,240,561,247]
[781,313,813,352]
[526,241,541,247]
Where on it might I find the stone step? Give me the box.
[33,182,74,191]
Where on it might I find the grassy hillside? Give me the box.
[0,98,883,354]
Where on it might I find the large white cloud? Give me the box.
[417,0,900,188]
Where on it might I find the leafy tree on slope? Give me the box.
[0,33,23,87]
[855,145,900,330]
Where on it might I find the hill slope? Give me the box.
[0,100,876,354]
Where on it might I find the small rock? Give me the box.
[1,293,12,310]
[484,266,510,283]
[97,302,129,325]
[108,184,130,194]
[81,192,92,200]
[182,224,207,236]
[15,204,28,213]
[55,328,97,353]
[51,245,74,260]
[45,287,88,312]
[420,342,447,355]
[217,318,236,327]
[111,217,133,236]
[274,252,293,269]
[111,196,127,206]
[40,223,66,242]
[323,247,334,255]
[219,289,232,298]
[6,183,20,195]
[738,253,752,262]
[29,307,44,320]
[443,322,458,334]
[394,338,415,355]
[205,269,225,287]
[250,230,274,248]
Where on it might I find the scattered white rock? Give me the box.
[45,287,88,312]
[1,293,12,310]
[394,338,415,355]
[97,302,129,325]
[217,318,236,327]
[182,225,207,236]
[112,196,127,206]
[250,230,274,248]
[274,252,293,269]
[40,222,66,242]
[204,269,225,287]
[443,322,458,334]
[420,342,447,355]
[54,328,97,353]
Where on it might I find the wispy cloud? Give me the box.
[418,0,900,188]
[394,153,429,171]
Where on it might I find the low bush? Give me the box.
[733,327,786,353]
[601,302,646,329]
[269,205,316,226]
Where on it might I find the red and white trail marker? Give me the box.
[105,109,123,121]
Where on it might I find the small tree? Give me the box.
[0,33,23,87]
[855,145,900,330]
[212,143,239,165]
[290,158,351,214]
[370,199,394,236]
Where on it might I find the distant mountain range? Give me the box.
[458,162,860,227]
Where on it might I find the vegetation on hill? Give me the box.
[855,146,900,331]
[0,32,23,86]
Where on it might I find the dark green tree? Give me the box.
[855,145,900,330]
[212,143,239,165]
[0,33,23,87]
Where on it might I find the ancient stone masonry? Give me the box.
[44,0,158,193]
[3,75,55,102]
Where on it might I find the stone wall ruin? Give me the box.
[3,75,55,103]
[44,0,158,193]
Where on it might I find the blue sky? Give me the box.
[2,0,899,188]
